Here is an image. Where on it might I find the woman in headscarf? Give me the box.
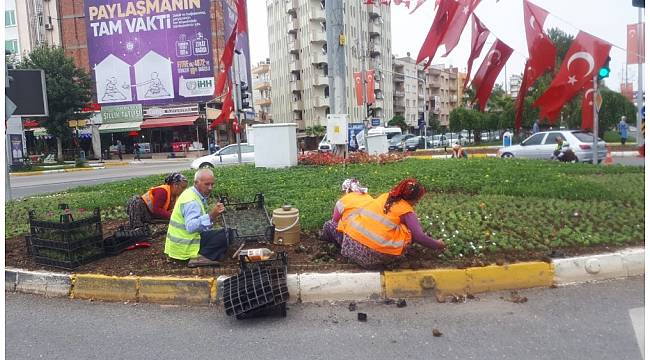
[321,178,373,244]
[333,178,445,268]
[125,172,188,229]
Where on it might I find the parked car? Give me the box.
[404,136,430,151]
[497,130,606,162]
[431,134,447,148]
[191,143,255,169]
[388,134,415,151]
[318,136,332,152]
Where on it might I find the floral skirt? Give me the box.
[125,195,151,230]
[321,220,403,269]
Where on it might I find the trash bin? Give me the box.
[502,131,512,147]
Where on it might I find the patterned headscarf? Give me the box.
[385,178,425,213]
[164,172,187,185]
[341,178,368,194]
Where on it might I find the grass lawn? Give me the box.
[6,158,644,260]
[604,130,637,144]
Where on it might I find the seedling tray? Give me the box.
[222,267,275,317]
[219,193,274,243]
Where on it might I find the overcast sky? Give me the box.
[247,0,645,91]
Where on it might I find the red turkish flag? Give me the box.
[627,23,645,64]
[534,31,611,122]
[215,28,237,97]
[440,0,481,57]
[394,0,411,8]
[210,85,234,130]
[471,39,513,111]
[409,0,428,14]
[523,0,556,80]
[366,70,376,104]
[514,60,534,132]
[581,79,596,130]
[621,82,634,102]
[354,72,364,106]
[463,13,490,91]
[416,0,460,68]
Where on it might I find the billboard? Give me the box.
[84,0,214,105]
[221,0,252,91]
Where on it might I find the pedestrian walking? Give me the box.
[618,116,629,146]
[532,120,540,134]
[299,139,306,155]
[134,143,141,161]
[116,140,123,161]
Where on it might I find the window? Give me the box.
[522,133,545,146]
[5,10,16,27]
[544,132,565,145]
[219,146,238,156]
[572,131,602,142]
[5,39,18,54]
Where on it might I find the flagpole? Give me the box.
[592,75,599,165]
[636,8,644,146]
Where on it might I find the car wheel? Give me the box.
[501,152,514,159]
[199,162,214,169]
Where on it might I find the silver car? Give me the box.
[497,130,607,163]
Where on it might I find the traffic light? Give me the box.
[598,56,611,80]
[366,103,374,118]
[633,0,645,8]
[239,81,251,109]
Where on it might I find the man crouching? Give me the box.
[164,168,230,267]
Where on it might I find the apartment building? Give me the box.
[509,74,523,99]
[425,65,461,126]
[5,0,61,60]
[252,59,273,123]
[266,0,393,130]
[392,54,425,128]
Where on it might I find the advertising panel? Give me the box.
[85,0,214,105]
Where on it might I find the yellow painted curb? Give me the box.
[466,262,554,293]
[384,269,468,298]
[11,172,47,177]
[139,277,213,305]
[468,154,488,158]
[104,162,130,168]
[72,274,138,302]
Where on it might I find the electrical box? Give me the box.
[327,114,348,145]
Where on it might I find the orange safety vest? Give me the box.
[339,193,413,256]
[335,192,374,232]
[141,185,172,214]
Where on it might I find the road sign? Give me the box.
[594,91,603,112]
[642,105,645,119]
[6,69,48,117]
[371,118,381,126]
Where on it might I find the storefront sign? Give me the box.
[143,104,198,118]
[101,104,143,124]
[10,134,24,164]
[85,0,214,104]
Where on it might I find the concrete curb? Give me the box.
[11,167,106,177]
[5,248,644,305]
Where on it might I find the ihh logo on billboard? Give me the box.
[180,76,214,98]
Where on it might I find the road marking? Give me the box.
[629,307,644,359]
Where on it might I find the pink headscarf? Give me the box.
[341,178,368,194]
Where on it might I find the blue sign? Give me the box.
[418,113,425,129]
[642,105,645,119]
[348,123,365,151]
[371,118,381,127]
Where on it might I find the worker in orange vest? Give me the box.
[125,172,188,230]
[321,178,373,244]
[333,178,445,268]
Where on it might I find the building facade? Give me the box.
[392,54,425,129]
[5,0,21,58]
[5,0,62,60]
[267,0,393,130]
[252,59,272,123]
[425,65,460,126]
[509,74,523,99]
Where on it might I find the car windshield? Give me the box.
[406,137,420,144]
[572,131,603,142]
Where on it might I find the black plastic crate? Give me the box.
[104,226,150,256]
[222,267,275,317]
[239,252,289,306]
[219,193,274,243]
[27,204,105,270]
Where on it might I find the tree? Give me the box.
[17,46,92,160]
[598,87,637,132]
[388,115,408,131]
[306,125,326,137]
[428,112,441,133]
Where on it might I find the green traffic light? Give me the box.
[599,67,610,78]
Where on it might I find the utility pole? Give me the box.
[5,59,13,201]
[357,3,370,152]
[636,7,644,146]
[325,0,346,115]
[232,50,243,164]
[592,75,599,165]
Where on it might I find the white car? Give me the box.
[191,143,255,169]
[497,130,606,163]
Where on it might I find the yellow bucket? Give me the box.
[272,205,300,245]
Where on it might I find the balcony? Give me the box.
[313,96,329,108]
[374,99,383,109]
[310,31,326,43]
[394,104,405,112]
[369,22,381,37]
[289,60,300,72]
[394,90,405,97]
[292,99,304,111]
[311,52,327,64]
[313,75,328,86]
[288,39,299,53]
[290,80,303,92]
[418,91,425,99]
[252,63,270,75]
[255,98,272,106]
[253,81,271,90]
[287,18,299,34]
[394,74,404,82]
[369,42,381,57]
[310,7,325,21]
[286,0,298,14]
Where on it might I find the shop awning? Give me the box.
[140,116,198,129]
[98,121,142,134]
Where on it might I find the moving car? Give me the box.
[191,143,255,169]
[497,130,606,163]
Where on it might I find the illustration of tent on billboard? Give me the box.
[134,51,174,101]
[94,54,132,104]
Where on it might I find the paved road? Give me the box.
[8,162,191,200]
[6,277,644,360]
[613,156,645,167]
